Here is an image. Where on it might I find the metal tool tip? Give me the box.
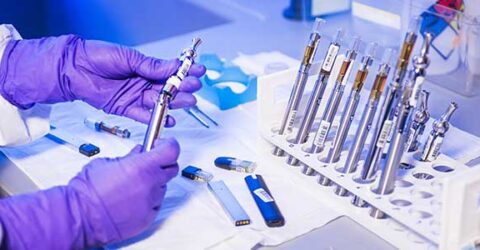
[312,18,326,33]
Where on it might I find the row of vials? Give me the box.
[272,18,458,219]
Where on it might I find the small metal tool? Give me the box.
[421,102,458,162]
[183,105,218,128]
[311,37,361,182]
[84,118,131,138]
[273,18,325,157]
[286,28,344,166]
[361,17,420,183]
[404,90,430,152]
[142,38,202,152]
[370,33,432,219]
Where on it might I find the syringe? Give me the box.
[142,38,202,152]
[310,37,361,181]
[286,28,344,166]
[272,18,325,157]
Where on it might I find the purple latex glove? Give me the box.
[0,138,179,249]
[0,35,206,125]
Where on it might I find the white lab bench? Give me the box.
[1,0,479,249]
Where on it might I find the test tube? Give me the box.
[272,18,325,157]
[286,28,344,166]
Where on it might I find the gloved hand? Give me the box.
[0,35,205,124]
[0,138,179,249]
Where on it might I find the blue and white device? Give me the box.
[244,174,285,227]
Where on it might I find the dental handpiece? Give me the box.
[286,28,344,166]
[142,38,202,152]
[272,19,325,157]
[371,34,432,219]
[404,90,430,152]
[309,37,361,180]
[327,43,377,166]
[334,49,394,198]
[421,102,458,162]
[361,17,420,180]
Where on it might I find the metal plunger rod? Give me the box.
[286,28,344,166]
[142,38,202,152]
[272,19,325,156]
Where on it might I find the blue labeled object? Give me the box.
[197,54,257,110]
[245,174,285,227]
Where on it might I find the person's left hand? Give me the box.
[0,35,206,125]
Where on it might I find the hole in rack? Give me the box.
[396,179,414,188]
[413,172,435,180]
[433,165,454,173]
[409,209,433,219]
[399,162,415,170]
[390,199,412,207]
[304,154,310,157]
[411,190,434,199]
[288,144,294,148]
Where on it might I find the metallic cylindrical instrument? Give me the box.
[142,38,202,152]
[273,19,325,156]
[286,29,344,166]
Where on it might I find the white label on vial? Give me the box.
[313,120,331,147]
[405,127,416,151]
[376,120,393,148]
[286,110,297,132]
[322,45,339,72]
[429,136,444,161]
[178,59,192,79]
[254,188,274,203]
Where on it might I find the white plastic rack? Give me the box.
[258,60,480,250]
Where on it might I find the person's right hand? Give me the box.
[0,138,180,249]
